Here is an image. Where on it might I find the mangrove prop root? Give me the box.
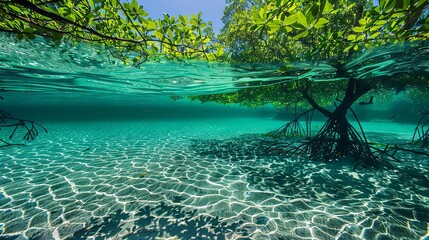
[412,113,429,147]
[0,112,47,148]
[268,116,396,169]
[266,109,315,138]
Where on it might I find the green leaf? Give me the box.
[137,9,148,17]
[283,14,297,25]
[179,15,186,24]
[8,5,21,12]
[131,0,138,9]
[249,25,259,31]
[259,8,266,19]
[288,3,298,12]
[296,11,307,27]
[391,12,404,18]
[358,19,366,26]
[294,30,308,39]
[375,20,387,25]
[147,21,156,29]
[352,26,364,33]
[306,11,314,25]
[314,18,329,29]
[310,3,319,18]
[4,19,15,28]
[66,1,73,9]
[368,31,381,39]
[344,44,354,52]
[251,11,262,22]
[267,22,281,34]
[416,0,426,8]
[322,0,333,14]
[370,25,383,31]
[347,34,356,41]
[402,0,410,9]
[68,13,76,22]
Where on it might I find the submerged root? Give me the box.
[266,119,306,138]
[0,110,47,148]
[268,116,399,169]
[412,113,429,147]
[266,109,314,138]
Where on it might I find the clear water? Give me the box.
[0,34,428,240]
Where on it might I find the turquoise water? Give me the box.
[1,34,429,239]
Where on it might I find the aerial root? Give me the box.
[0,111,47,148]
[266,109,314,138]
[412,112,429,147]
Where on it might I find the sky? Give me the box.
[138,0,226,34]
[137,0,379,34]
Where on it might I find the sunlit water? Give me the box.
[0,34,428,239]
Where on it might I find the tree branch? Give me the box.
[0,9,102,42]
[11,0,146,44]
[300,89,331,117]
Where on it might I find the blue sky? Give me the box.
[138,0,226,33]
[137,1,379,34]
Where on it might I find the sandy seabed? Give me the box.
[0,119,428,240]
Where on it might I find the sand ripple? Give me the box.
[0,121,428,239]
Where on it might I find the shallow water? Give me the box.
[1,34,429,239]
[0,119,428,239]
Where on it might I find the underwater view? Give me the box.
[1,0,429,239]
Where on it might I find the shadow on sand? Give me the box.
[69,201,250,240]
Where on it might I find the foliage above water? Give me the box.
[0,0,224,66]
[220,0,429,63]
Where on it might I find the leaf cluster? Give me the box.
[0,0,224,66]
[220,0,428,63]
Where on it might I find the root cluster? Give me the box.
[267,109,400,169]
[0,110,47,148]
[266,109,314,138]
